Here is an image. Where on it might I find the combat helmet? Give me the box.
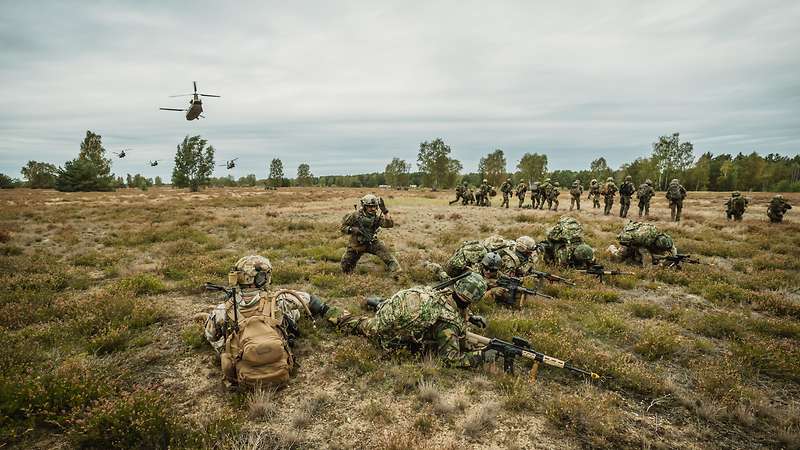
[483,179,488,183]
[360,194,380,215]
[515,236,536,254]
[231,255,272,289]
[553,181,560,187]
[572,244,594,265]
[645,179,653,186]
[572,180,579,186]
[606,177,614,182]
[732,191,741,197]
[544,178,551,183]
[670,179,679,184]
[591,178,597,184]
[654,234,674,251]
[481,252,502,272]
[453,272,487,304]
[625,175,632,181]
[507,177,512,182]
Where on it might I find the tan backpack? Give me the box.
[220,291,297,388]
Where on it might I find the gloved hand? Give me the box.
[378,198,389,214]
[348,226,361,235]
[468,315,487,328]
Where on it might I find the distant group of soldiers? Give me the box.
[449,177,793,223]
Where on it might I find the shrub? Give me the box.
[633,325,683,360]
[115,274,167,297]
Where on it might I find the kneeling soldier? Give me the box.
[340,194,401,275]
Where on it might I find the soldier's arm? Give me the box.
[380,214,395,228]
[341,213,358,234]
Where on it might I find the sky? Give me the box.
[1,1,798,180]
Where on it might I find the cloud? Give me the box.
[0,0,798,179]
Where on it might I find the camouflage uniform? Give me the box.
[450,182,468,205]
[602,178,618,216]
[767,195,792,223]
[569,180,583,211]
[614,222,677,266]
[463,188,475,205]
[665,179,687,222]
[548,182,561,211]
[618,176,636,218]
[515,181,528,208]
[725,192,748,221]
[340,195,400,274]
[541,179,553,210]
[530,182,541,209]
[322,275,488,368]
[588,179,601,209]
[476,180,490,207]
[637,180,655,217]
[538,217,595,268]
[500,178,513,208]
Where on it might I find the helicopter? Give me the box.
[159,81,220,120]
[113,149,130,158]
[219,158,238,170]
[149,160,163,167]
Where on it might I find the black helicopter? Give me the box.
[149,160,163,167]
[113,149,130,158]
[160,81,220,120]
[219,158,238,170]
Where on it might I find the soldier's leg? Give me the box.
[576,197,580,210]
[638,201,644,217]
[370,241,401,272]
[645,201,650,217]
[670,203,676,221]
[676,202,682,222]
[552,199,559,211]
[569,197,574,211]
[340,245,364,273]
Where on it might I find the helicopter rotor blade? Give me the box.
[168,94,194,97]
[193,81,197,93]
[198,94,220,97]
[160,108,186,111]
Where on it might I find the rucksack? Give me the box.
[666,183,683,200]
[447,240,487,273]
[220,292,294,388]
[617,222,660,248]
[546,217,583,244]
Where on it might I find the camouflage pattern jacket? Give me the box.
[637,184,654,201]
[500,181,513,194]
[602,182,618,198]
[515,182,528,196]
[341,209,394,246]
[619,182,636,197]
[372,286,467,348]
[569,184,583,197]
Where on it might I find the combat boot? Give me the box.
[308,295,330,317]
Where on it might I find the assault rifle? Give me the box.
[496,275,554,307]
[205,283,239,340]
[465,331,599,380]
[576,264,634,282]
[528,270,575,286]
[652,253,699,268]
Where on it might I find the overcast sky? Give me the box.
[1,1,798,180]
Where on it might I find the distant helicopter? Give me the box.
[159,81,220,120]
[149,160,163,167]
[113,149,130,158]
[219,158,238,170]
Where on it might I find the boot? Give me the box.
[308,295,330,317]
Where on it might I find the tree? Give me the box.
[384,158,411,187]
[0,173,19,189]
[516,153,548,183]
[618,158,658,187]
[55,131,116,192]
[126,173,133,187]
[417,138,461,189]
[296,163,313,186]
[269,158,284,188]
[21,161,57,188]
[171,135,215,192]
[237,174,256,187]
[590,157,613,182]
[478,149,507,186]
[651,133,694,190]
[154,176,163,186]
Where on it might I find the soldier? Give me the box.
[602,177,618,216]
[476,179,490,207]
[537,216,595,268]
[515,179,528,208]
[500,178,513,208]
[503,235,539,278]
[463,188,475,205]
[588,179,601,209]
[548,181,561,211]
[665,178,687,222]
[637,179,655,217]
[725,191,748,221]
[530,181,541,209]
[569,179,583,211]
[310,273,490,368]
[450,181,468,205]
[540,178,553,210]
[610,222,677,266]
[767,194,792,223]
[340,194,401,275]
[202,255,318,389]
[618,175,636,218]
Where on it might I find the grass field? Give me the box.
[1,187,799,449]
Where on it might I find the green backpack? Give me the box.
[617,222,660,247]
[546,217,584,244]
[446,240,487,273]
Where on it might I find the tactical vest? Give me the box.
[666,184,684,201]
[374,287,465,346]
[356,212,380,243]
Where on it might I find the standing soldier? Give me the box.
[618,175,636,218]
[530,181,541,209]
[541,178,553,210]
[637,179,655,217]
[340,194,401,275]
[767,194,792,223]
[725,191,748,221]
[548,181,561,211]
[569,179,583,211]
[665,179,687,222]
[463,187,475,205]
[588,179,601,209]
[515,179,529,208]
[602,177,618,216]
[450,181,468,205]
[500,178,513,208]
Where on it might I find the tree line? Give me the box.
[2,131,798,192]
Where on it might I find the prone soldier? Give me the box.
[537,216,596,268]
[609,222,677,266]
[340,194,401,275]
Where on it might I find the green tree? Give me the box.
[154,176,163,187]
[55,131,116,192]
[21,161,58,188]
[590,157,613,182]
[651,133,694,190]
[0,173,18,189]
[417,138,461,189]
[269,158,284,187]
[516,153,548,183]
[688,152,712,191]
[171,135,215,192]
[237,174,256,187]
[478,149,507,186]
[296,163,313,186]
[384,158,411,187]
